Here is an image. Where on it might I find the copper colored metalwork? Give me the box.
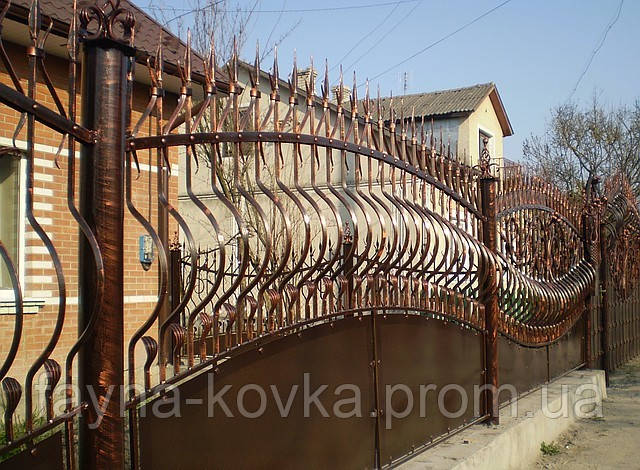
[479,141,500,424]
[1,2,640,467]
[77,8,133,467]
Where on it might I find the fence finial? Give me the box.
[479,136,492,176]
[270,45,279,93]
[79,0,136,45]
[250,40,260,89]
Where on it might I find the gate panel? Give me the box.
[139,316,376,469]
[375,313,484,468]
[549,318,585,379]
[498,337,548,400]
[0,431,64,470]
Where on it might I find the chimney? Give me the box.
[297,67,318,93]
[331,85,351,104]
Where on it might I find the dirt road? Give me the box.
[535,356,640,469]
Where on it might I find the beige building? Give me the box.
[177,65,514,313]
[369,83,513,168]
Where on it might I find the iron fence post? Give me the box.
[479,140,499,424]
[77,4,135,469]
[582,177,599,369]
[599,220,611,385]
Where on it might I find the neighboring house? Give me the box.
[367,83,513,168]
[0,0,228,381]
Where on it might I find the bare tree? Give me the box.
[523,96,640,198]
[156,0,305,276]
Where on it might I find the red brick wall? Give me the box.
[0,40,179,386]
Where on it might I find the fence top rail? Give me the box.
[129,130,485,219]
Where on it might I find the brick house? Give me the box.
[0,0,228,387]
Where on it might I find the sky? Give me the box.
[145,0,639,161]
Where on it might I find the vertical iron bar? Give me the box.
[343,236,354,309]
[78,36,133,470]
[158,149,171,344]
[168,242,182,362]
[599,221,610,386]
[479,167,499,424]
[582,189,594,368]
[170,244,182,314]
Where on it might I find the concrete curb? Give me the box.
[398,370,607,470]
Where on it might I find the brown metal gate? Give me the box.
[1,1,640,469]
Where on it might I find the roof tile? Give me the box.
[360,83,495,121]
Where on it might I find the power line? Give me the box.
[363,0,514,86]
[342,0,423,78]
[328,0,404,73]
[148,0,421,15]
[264,0,287,52]
[568,0,624,100]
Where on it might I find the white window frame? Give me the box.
[0,153,27,301]
[478,125,495,160]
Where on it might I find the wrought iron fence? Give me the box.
[0,0,638,469]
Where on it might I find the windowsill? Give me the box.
[0,298,47,314]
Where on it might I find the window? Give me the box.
[479,129,492,159]
[0,150,21,295]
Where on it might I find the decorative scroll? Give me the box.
[79,0,136,45]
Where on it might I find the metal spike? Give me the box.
[322,59,329,101]
[156,32,164,84]
[232,36,239,83]
[337,65,344,106]
[289,49,297,97]
[400,97,406,136]
[185,29,192,82]
[364,79,370,116]
[411,106,416,141]
[249,40,260,89]
[351,70,358,109]
[377,85,382,124]
[271,46,279,91]
[430,119,434,150]
[208,31,216,85]
[28,0,42,42]
[67,0,77,61]
[306,56,315,98]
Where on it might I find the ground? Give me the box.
[535,356,640,469]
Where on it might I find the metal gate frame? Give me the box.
[1,1,639,469]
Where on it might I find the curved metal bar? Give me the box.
[129,132,483,219]
[23,5,67,430]
[62,35,105,419]
[184,143,224,365]
[0,241,23,382]
[157,145,198,381]
[125,149,168,394]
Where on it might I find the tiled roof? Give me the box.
[360,82,513,136]
[361,83,495,120]
[6,0,229,88]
